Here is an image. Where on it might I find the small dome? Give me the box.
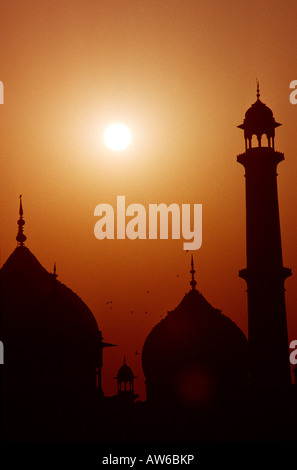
[237,85,281,148]
[238,97,280,134]
[116,360,135,382]
[244,98,274,125]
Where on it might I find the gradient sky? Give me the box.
[1,0,297,399]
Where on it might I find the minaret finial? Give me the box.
[190,254,197,290]
[19,194,23,217]
[256,79,260,100]
[16,195,27,246]
[51,262,58,288]
[53,262,58,279]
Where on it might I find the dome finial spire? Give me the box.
[51,262,58,288]
[16,195,27,246]
[53,262,58,279]
[256,79,260,100]
[190,254,197,290]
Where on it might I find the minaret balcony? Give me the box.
[239,266,292,282]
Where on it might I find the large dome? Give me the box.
[1,199,115,441]
[1,245,102,397]
[142,281,248,407]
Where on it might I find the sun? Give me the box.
[104,123,132,151]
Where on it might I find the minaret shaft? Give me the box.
[239,148,284,270]
[237,92,291,389]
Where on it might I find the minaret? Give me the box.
[237,84,291,388]
[16,195,27,246]
[113,356,138,402]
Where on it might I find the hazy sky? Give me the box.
[1,1,297,398]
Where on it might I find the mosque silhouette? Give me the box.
[1,87,297,442]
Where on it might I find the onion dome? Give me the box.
[0,200,108,402]
[1,245,103,395]
[113,357,138,401]
[142,257,248,408]
[237,82,281,149]
[115,357,136,383]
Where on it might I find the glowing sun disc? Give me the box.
[104,123,132,151]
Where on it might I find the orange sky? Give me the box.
[1,1,297,399]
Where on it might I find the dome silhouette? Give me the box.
[116,359,136,383]
[1,198,116,441]
[1,245,104,399]
[244,98,274,125]
[113,357,138,401]
[142,259,248,407]
[237,83,281,149]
